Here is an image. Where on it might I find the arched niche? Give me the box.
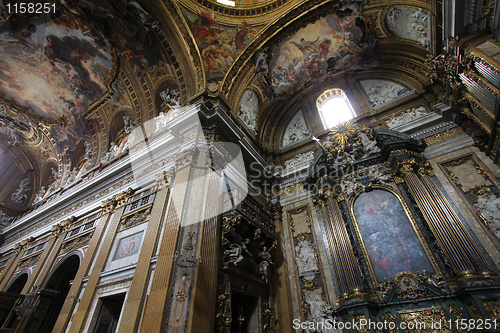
[5,272,29,294]
[23,254,80,333]
[41,160,59,189]
[351,187,435,283]
[154,79,180,116]
[108,110,135,153]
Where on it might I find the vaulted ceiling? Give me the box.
[0,0,493,220]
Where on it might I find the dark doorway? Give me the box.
[92,293,126,333]
[6,273,28,294]
[230,292,260,333]
[21,255,80,333]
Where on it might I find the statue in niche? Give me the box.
[154,112,168,133]
[100,142,119,164]
[160,89,181,111]
[83,141,93,162]
[295,239,319,278]
[258,246,273,282]
[123,116,133,134]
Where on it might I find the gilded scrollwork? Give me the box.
[398,307,449,332]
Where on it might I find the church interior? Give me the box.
[1,0,500,332]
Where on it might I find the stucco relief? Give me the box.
[386,7,430,49]
[282,111,309,147]
[474,192,500,238]
[284,151,314,169]
[295,238,319,279]
[386,106,428,128]
[237,90,259,133]
[360,80,409,109]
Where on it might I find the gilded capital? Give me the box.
[51,216,77,237]
[101,188,136,213]
[417,162,434,177]
[13,237,35,254]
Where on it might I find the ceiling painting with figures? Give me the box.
[269,12,377,98]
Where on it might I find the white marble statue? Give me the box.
[33,186,46,204]
[255,49,269,76]
[306,294,341,333]
[100,142,119,164]
[358,130,380,157]
[160,89,181,111]
[154,112,168,133]
[123,116,133,134]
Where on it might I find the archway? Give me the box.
[21,254,80,333]
[5,273,28,294]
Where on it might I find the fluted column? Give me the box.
[139,159,192,332]
[394,159,493,276]
[316,193,364,299]
[118,173,171,333]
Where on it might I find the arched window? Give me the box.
[317,89,356,129]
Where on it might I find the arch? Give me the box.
[350,186,436,283]
[316,88,356,129]
[153,79,180,116]
[5,271,29,294]
[108,110,136,151]
[22,254,80,333]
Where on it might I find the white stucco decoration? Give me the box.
[282,110,309,147]
[237,90,259,133]
[386,7,430,49]
[360,80,409,109]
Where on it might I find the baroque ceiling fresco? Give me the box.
[0,0,438,223]
[269,12,377,98]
